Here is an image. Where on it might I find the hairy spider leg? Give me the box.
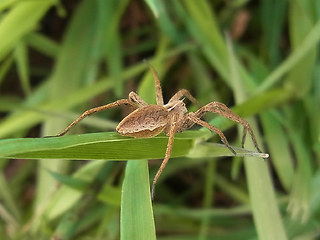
[128,91,148,107]
[187,102,262,153]
[168,89,201,107]
[186,113,236,155]
[151,115,178,199]
[55,99,137,137]
[148,64,164,106]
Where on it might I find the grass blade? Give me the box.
[256,19,320,93]
[0,0,55,59]
[260,111,294,191]
[0,131,207,160]
[121,160,156,240]
[226,34,287,240]
[14,41,31,95]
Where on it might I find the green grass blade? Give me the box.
[285,108,313,223]
[198,160,216,239]
[146,1,183,43]
[0,131,207,160]
[35,0,116,230]
[178,0,230,83]
[0,172,20,222]
[244,145,288,240]
[256,19,320,94]
[25,32,59,58]
[260,0,287,68]
[227,36,287,240]
[144,0,160,18]
[14,40,31,95]
[260,111,294,191]
[44,161,106,221]
[284,0,317,97]
[50,162,116,239]
[104,0,130,97]
[0,0,55,59]
[0,54,14,86]
[98,184,121,207]
[121,160,156,240]
[48,170,89,192]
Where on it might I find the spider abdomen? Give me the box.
[116,105,169,138]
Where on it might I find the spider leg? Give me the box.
[128,91,148,107]
[186,113,236,155]
[168,89,201,107]
[54,99,137,137]
[147,63,164,106]
[151,115,178,199]
[191,102,262,153]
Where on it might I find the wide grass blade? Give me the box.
[121,160,156,240]
[0,131,207,160]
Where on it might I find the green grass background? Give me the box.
[0,0,320,239]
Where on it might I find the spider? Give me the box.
[55,65,262,198]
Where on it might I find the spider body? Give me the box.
[116,105,169,138]
[55,65,262,199]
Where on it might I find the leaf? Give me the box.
[48,170,89,192]
[44,161,106,220]
[25,32,59,58]
[120,160,156,240]
[260,111,294,191]
[0,0,55,59]
[14,40,31,95]
[226,35,287,240]
[256,19,320,93]
[0,131,208,160]
[144,0,161,18]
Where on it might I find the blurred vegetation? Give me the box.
[0,0,320,239]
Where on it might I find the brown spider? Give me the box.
[55,65,262,198]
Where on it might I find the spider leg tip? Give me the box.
[43,135,59,138]
[229,147,236,156]
[151,184,156,200]
[257,147,263,153]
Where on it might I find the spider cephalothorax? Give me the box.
[56,65,262,198]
